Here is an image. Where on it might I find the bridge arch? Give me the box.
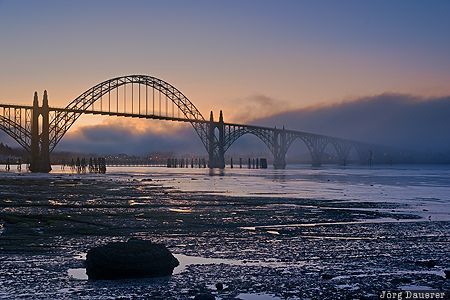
[282,134,331,166]
[0,115,31,153]
[49,75,211,152]
[223,126,275,154]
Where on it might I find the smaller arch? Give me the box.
[329,139,353,165]
[284,134,330,166]
[0,116,31,153]
[224,126,275,155]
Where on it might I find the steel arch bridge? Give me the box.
[0,75,398,172]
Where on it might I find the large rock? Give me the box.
[86,238,179,280]
[194,294,215,300]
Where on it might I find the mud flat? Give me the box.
[0,172,449,299]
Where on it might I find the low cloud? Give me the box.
[59,121,203,155]
[256,93,450,152]
[1,93,449,156]
[228,94,292,123]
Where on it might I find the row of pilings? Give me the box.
[1,158,25,172]
[61,157,107,174]
[166,157,268,169]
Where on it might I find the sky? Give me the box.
[1,0,450,154]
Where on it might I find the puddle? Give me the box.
[169,208,193,213]
[399,285,435,291]
[68,268,88,280]
[68,253,294,280]
[239,217,426,230]
[266,231,280,235]
[74,253,86,260]
[173,254,295,274]
[332,270,446,280]
[300,235,375,240]
[237,293,281,300]
[128,200,147,206]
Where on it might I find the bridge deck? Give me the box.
[0,103,368,146]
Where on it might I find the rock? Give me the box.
[141,178,153,182]
[415,260,437,268]
[86,238,179,280]
[391,277,412,285]
[194,293,215,300]
[321,273,334,280]
[445,270,450,279]
[215,282,224,291]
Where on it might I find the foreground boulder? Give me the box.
[194,294,215,300]
[86,239,179,280]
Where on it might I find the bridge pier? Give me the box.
[331,141,352,166]
[29,92,40,172]
[40,91,51,173]
[208,111,225,169]
[302,136,328,167]
[272,128,287,169]
[29,91,52,173]
[311,154,323,167]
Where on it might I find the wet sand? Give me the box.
[0,172,449,299]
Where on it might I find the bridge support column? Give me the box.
[29,92,40,172]
[40,90,51,173]
[207,111,225,169]
[311,153,323,167]
[29,91,52,173]
[303,136,328,167]
[332,141,352,166]
[273,128,286,169]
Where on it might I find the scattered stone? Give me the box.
[391,277,412,285]
[415,260,437,268]
[321,273,334,280]
[86,238,179,280]
[215,282,224,291]
[194,293,215,300]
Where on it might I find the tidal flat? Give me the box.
[0,166,449,299]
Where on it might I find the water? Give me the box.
[237,293,281,300]
[1,164,449,299]
[68,253,299,280]
[97,164,450,221]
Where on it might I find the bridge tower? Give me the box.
[29,92,40,172]
[273,127,287,169]
[40,91,51,172]
[208,111,225,169]
[29,91,52,173]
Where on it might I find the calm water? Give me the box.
[93,164,450,221]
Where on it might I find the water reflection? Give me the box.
[208,169,225,177]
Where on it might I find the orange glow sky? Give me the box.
[1,1,450,132]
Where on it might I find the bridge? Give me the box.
[0,75,396,172]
